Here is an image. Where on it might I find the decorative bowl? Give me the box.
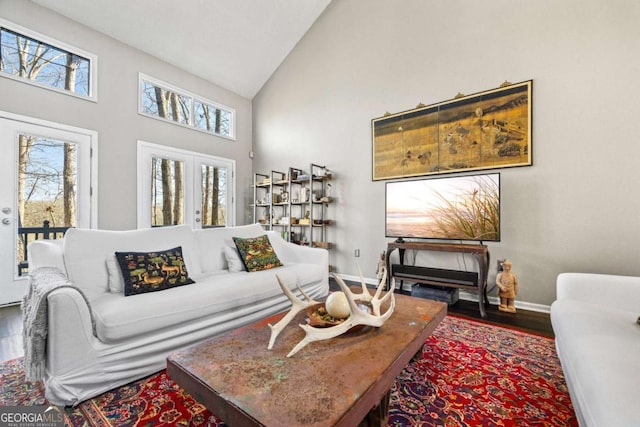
[306,302,372,328]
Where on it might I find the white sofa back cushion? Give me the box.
[63,225,200,300]
[195,223,267,273]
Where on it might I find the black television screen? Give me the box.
[385,173,500,242]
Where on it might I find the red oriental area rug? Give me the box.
[0,316,577,427]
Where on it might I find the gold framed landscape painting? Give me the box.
[372,80,532,180]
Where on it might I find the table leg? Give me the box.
[358,390,391,427]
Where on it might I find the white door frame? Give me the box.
[0,110,98,305]
[137,140,235,229]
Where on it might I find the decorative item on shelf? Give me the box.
[314,242,332,249]
[496,259,518,313]
[313,219,323,225]
[281,190,289,202]
[299,186,309,203]
[262,178,271,185]
[266,264,395,357]
[258,219,267,225]
[320,196,332,203]
[299,210,311,225]
[280,217,290,225]
[272,193,281,203]
[323,219,332,225]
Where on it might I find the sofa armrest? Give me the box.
[267,231,329,268]
[556,272,640,312]
[46,288,100,375]
[28,239,66,272]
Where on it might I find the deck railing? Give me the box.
[17,220,71,276]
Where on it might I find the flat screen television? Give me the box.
[385,173,500,242]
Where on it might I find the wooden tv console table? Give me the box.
[386,241,490,318]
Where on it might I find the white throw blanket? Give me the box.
[22,267,95,381]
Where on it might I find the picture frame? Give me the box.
[371,80,532,181]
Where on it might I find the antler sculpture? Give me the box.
[267,280,320,350]
[268,264,395,357]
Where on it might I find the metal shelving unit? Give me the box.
[252,164,333,249]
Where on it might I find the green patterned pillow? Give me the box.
[115,246,195,296]
[232,235,283,272]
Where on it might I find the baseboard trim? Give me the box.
[335,273,551,314]
[458,291,550,314]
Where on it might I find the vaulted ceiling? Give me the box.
[32,0,331,99]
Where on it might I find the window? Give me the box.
[137,141,235,229]
[139,74,235,140]
[0,19,97,101]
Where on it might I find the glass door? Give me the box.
[195,156,233,228]
[0,115,95,305]
[137,141,235,229]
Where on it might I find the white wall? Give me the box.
[253,0,640,305]
[0,0,253,230]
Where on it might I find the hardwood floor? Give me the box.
[331,278,554,338]
[0,282,553,363]
[447,299,554,338]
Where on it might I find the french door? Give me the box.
[0,113,96,305]
[137,141,235,229]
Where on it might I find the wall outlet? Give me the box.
[354,249,360,257]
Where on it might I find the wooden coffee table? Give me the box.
[167,292,446,427]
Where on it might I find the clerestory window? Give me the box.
[0,18,97,101]
[139,73,235,140]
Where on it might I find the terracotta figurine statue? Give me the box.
[376,251,386,280]
[496,259,518,313]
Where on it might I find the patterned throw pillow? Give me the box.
[115,246,195,296]
[232,235,283,272]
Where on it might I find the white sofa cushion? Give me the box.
[63,225,200,300]
[551,299,640,427]
[223,245,244,272]
[106,255,124,293]
[195,223,266,273]
[90,263,325,343]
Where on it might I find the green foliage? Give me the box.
[429,177,500,241]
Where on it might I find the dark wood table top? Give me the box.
[167,291,447,427]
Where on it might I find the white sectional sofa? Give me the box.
[550,273,640,427]
[26,223,329,406]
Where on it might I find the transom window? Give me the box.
[139,74,235,140]
[0,18,97,101]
